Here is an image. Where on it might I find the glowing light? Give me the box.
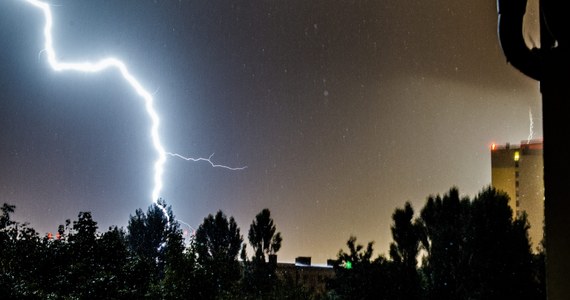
[514,151,520,162]
[491,143,496,151]
[23,0,245,222]
[167,152,247,171]
[177,219,197,237]
[527,107,534,144]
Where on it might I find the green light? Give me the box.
[345,261,352,269]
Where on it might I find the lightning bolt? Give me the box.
[527,107,534,144]
[23,0,245,222]
[167,152,247,170]
[176,219,197,237]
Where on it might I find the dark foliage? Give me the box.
[194,210,244,299]
[389,202,423,300]
[328,186,545,300]
[328,236,397,300]
[125,198,180,298]
[242,208,283,297]
[0,186,546,299]
[418,187,545,300]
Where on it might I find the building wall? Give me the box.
[491,146,519,215]
[517,145,544,249]
[491,141,544,251]
[276,262,334,296]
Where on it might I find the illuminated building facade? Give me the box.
[491,140,544,251]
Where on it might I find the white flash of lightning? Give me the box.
[167,152,247,170]
[176,219,197,236]
[25,0,167,216]
[24,0,245,223]
[527,107,534,144]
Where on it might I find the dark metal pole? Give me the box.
[497,1,570,299]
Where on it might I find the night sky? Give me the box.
[1,0,541,264]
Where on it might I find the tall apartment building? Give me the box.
[491,140,544,251]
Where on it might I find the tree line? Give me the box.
[1,186,545,299]
[328,186,545,300]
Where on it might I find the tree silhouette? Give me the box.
[248,208,282,262]
[243,208,283,296]
[194,210,244,299]
[419,187,470,299]
[389,202,422,299]
[418,187,543,300]
[66,211,100,298]
[464,187,538,299]
[0,203,47,298]
[0,203,15,229]
[0,184,547,300]
[95,226,130,299]
[126,198,179,297]
[160,231,198,300]
[329,236,394,300]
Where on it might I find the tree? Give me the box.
[0,203,15,229]
[389,202,422,300]
[418,187,544,300]
[96,226,130,299]
[531,243,547,299]
[66,211,100,298]
[127,199,176,260]
[418,187,470,300]
[0,203,48,298]
[248,208,282,263]
[329,236,394,300]
[126,198,179,297]
[464,187,538,299]
[243,208,283,296]
[160,231,199,300]
[194,210,244,299]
